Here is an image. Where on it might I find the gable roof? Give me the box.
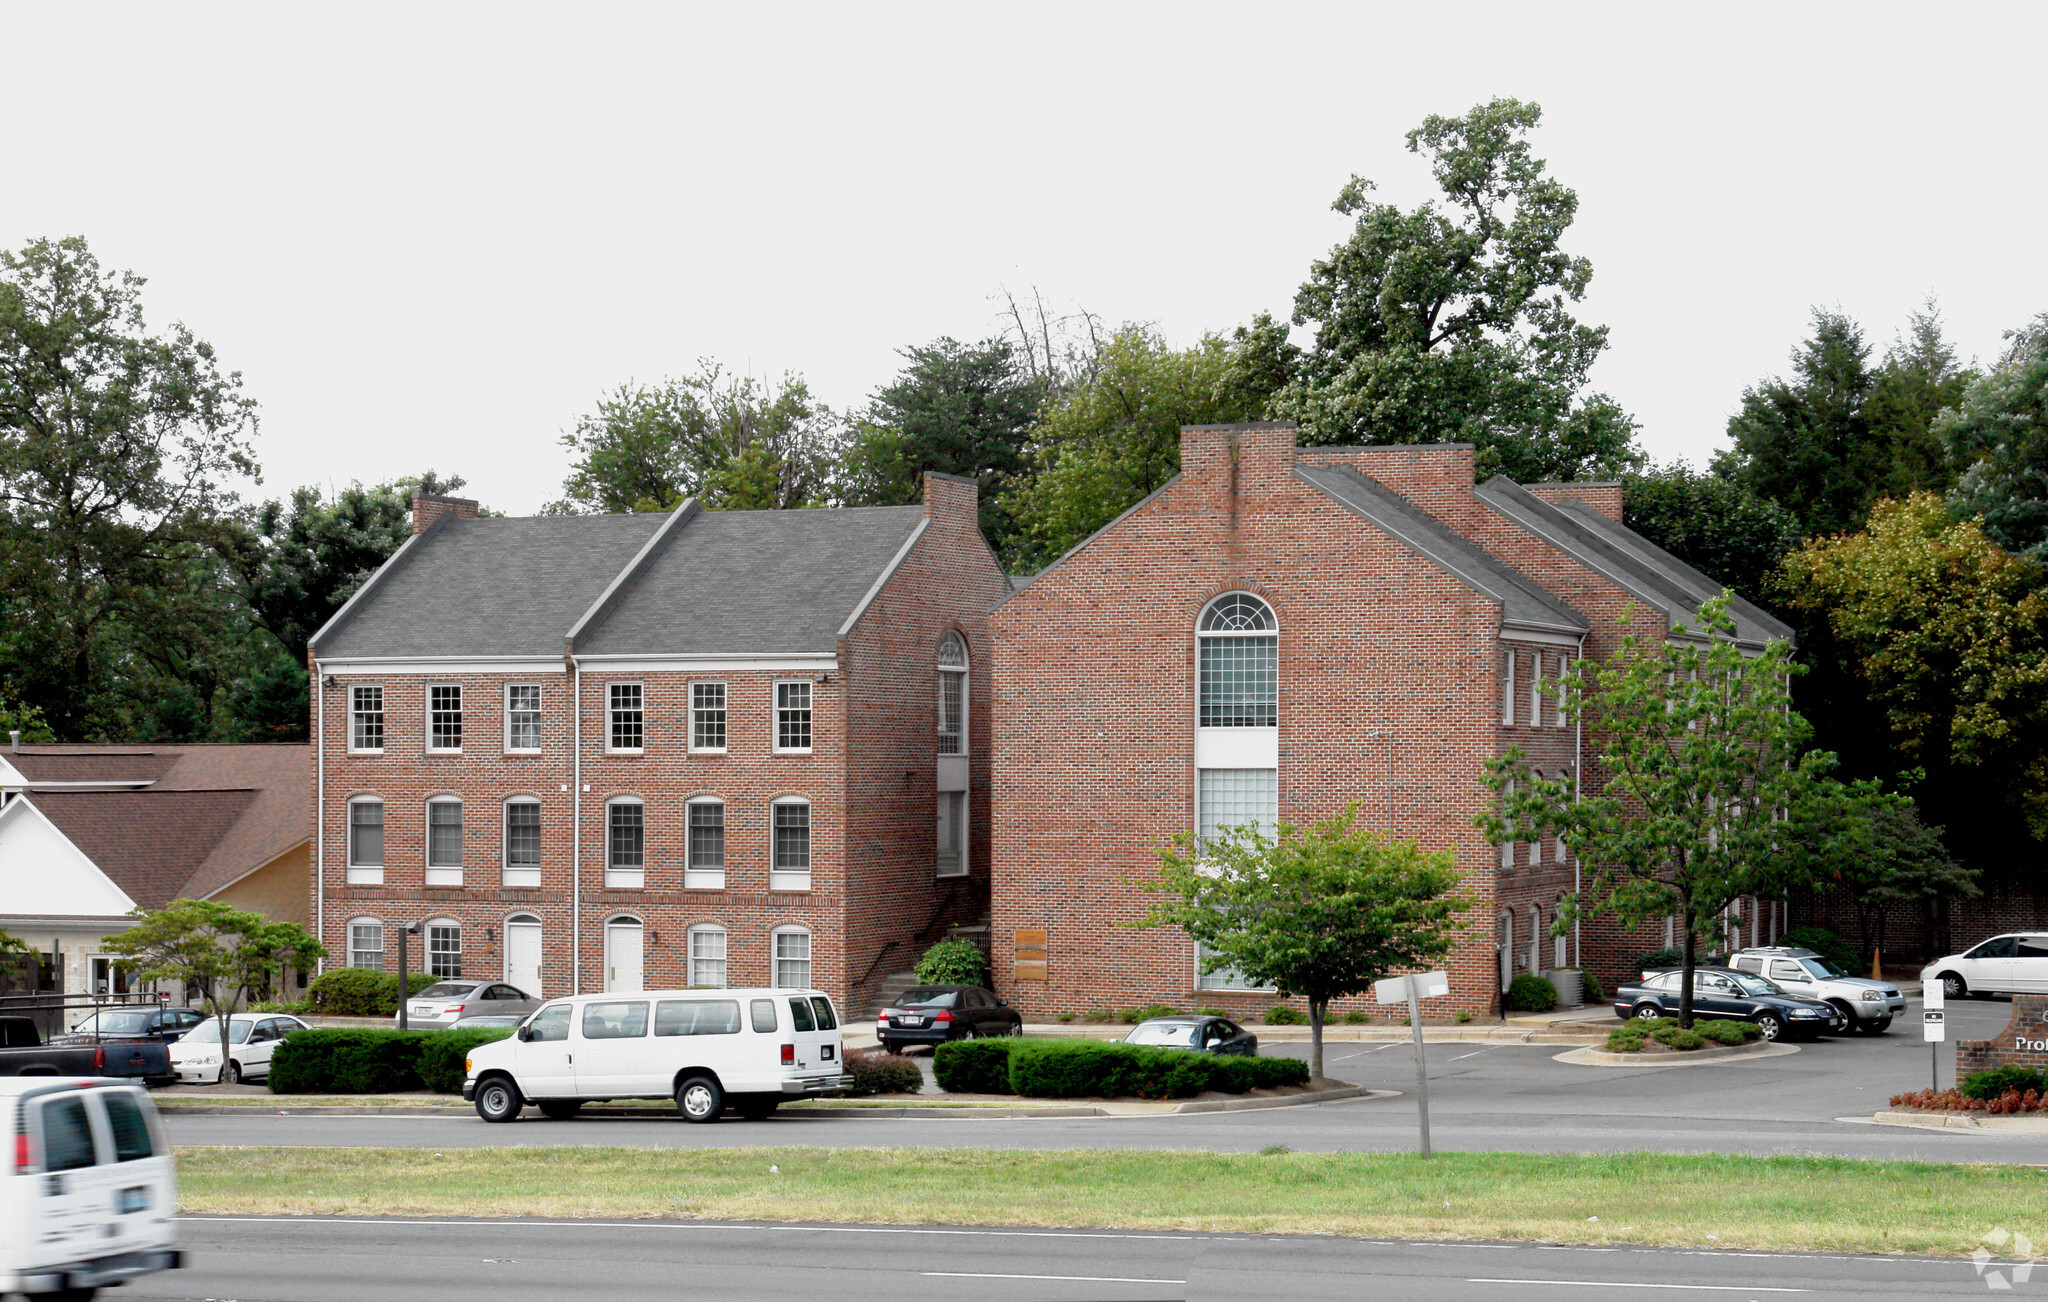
[29,788,256,911]
[5,749,178,787]
[1296,464,1589,637]
[1475,477,1792,646]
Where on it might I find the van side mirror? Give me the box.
[516,1025,534,1042]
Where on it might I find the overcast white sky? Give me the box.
[7,3,2045,516]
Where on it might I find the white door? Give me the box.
[505,919,542,995]
[605,921,643,993]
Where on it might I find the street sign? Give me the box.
[1924,982,1945,1012]
[1369,971,1449,1159]
[1374,971,1450,1004]
[1924,1010,1946,1042]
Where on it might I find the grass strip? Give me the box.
[173,1145,2046,1257]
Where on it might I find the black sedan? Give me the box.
[1614,967,1846,1040]
[1121,1015,1258,1056]
[62,1005,210,1044]
[876,985,1022,1053]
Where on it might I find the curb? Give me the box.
[1551,1041,1804,1068]
[1870,1110,2048,1133]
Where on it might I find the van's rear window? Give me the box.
[808,997,838,1030]
[39,1096,97,1171]
[654,1000,741,1037]
[102,1092,156,1161]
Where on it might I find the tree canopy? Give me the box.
[1941,313,2048,559]
[101,899,325,1045]
[1622,463,1804,602]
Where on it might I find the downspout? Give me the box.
[1572,631,1586,972]
[314,658,326,977]
[571,650,582,996]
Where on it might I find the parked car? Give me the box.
[62,1006,209,1045]
[0,1015,174,1085]
[1729,947,1906,1034]
[170,1013,311,1084]
[1613,967,1847,1040]
[393,981,540,1031]
[0,1076,183,1298]
[445,1014,527,1028]
[1120,1015,1257,1056]
[1920,932,2048,1000]
[464,988,849,1123]
[875,985,1022,1053]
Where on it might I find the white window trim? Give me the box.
[347,916,385,971]
[684,796,726,890]
[1501,650,1517,726]
[687,923,728,989]
[689,680,729,754]
[425,917,463,980]
[1194,939,1277,993]
[346,796,384,885]
[605,796,646,889]
[769,795,812,890]
[938,633,969,756]
[426,683,464,754]
[773,679,814,755]
[502,796,542,888]
[347,684,386,755]
[771,925,813,989]
[504,683,543,755]
[936,789,968,879]
[425,796,464,887]
[606,680,647,755]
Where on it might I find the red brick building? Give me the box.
[988,423,1793,1021]
[307,473,1008,1014]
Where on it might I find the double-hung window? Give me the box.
[428,685,463,752]
[348,920,384,970]
[506,685,542,752]
[771,799,810,890]
[427,921,461,979]
[347,797,384,885]
[686,799,725,889]
[426,798,464,886]
[691,682,727,751]
[689,925,727,988]
[504,799,541,887]
[607,799,644,889]
[349,686,384,753]
[775,681,812,753]
[609,683,644,753]
[772,927,811,988]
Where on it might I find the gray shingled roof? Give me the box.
[315,515,667,658]
[1475,477,1792,645]
[575,507,926,655]
[1295,464,1588,635]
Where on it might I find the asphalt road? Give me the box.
[164,995,2048,1162]
[123,1215,2008,1301]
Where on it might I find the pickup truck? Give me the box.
[0,1016,174,1085]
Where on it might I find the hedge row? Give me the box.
[267,1027,513,1094]
[306,968,439,1016]
[932,1038,1309,1099]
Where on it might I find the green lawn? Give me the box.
[173,1145,2046,1256]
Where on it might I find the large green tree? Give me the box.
[1480,598,1835,1029]
[1866,299,1973,500]
[1622,463,1804,602]
[1717,309,1884,539]
[0,236,258,739]
[1279,97,1638,481]
[101,900,325,1052]
[1140,805,1466,1079]
[1941,312,2048,559]
[1784,783,1975,972]
[549,363,841,515]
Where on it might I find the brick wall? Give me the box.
[1956,994,2048,1077]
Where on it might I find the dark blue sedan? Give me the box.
[1120,1015,1258,1056]
[1614,967,1846,1041]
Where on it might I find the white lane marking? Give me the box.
[1445,1050,1487,1061]
[924,1272,1183,1284]
[182,1216,1219,1242]
[1468,1281,1807,1293]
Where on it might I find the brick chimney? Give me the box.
[412,494,480,535]
[1526,481,1624,523]
[921,470,979,524]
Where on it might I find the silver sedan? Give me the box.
[393,981,540,1031]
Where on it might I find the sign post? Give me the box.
[1924,981,1945,1091]
[1374,970,1450,1158]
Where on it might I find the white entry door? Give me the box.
[505,918,543,995]
[605,920,643,993]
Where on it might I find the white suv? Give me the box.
[1921,933,2048,1000]
[1729,947,1907,1034]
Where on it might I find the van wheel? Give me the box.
[737,1095,780,1121]
[538,1100,583,1120]
[1941,972,1969,1000]
[223,1059,242,1085]
[676,1075,724,1123]
[475,1076,523,1123]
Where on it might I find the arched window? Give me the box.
[606,797,644,889]
[426,796,463,886]
[772,925,812,988]
[347,917,385,971]
[1197,595,1276,729]
[503,797,541,887]
[686,797,725,889]
[347,797,384,884]
[688,924,727,988]
[425,917,462,979]
[937,632,968,754]
[936,631,970,879]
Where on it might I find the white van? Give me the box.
[0,1077,182,1299]
[1921,932,2048,999]
[462,987,850,1123]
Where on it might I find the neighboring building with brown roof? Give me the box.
[0,742,310,999]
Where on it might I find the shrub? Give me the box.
[417,1027,514,1093]
[1505,974,1558,1012]
[1606,1024,1649,1052]
[1633,948,1683,975]
[1781,926,1859,973]
[250,999,311,1015]
[1962,1065,2048,1101]
[1055,1012,1074,1024]
[1605,1016,1758,1054]
[1892,1086,2048,1114]
[1652,1023,1705,1050]
[1582,973,1605,1004]
[932,1038,1019,1094]
[269,1027,508,1094]
[1080,1009,1115,1024]
[843,1049,924,1096]
[1454,1010,1472,1023]
[1120,1003,1183,1024]
[913,939,990,988]
[1695,1019,1762,1046]
[1262,1005,1307,1025]
[1341,1010,1369,1025]
[1196,1007,1227,1017]
[306,969,436,1017]
[994,1041,1309,1099]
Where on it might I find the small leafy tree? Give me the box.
[1785,783,1977,971]
[100,900,325,1046]
[914,939,990,988]
[1479,596,1834,1028]
[1138,805,1467,1078]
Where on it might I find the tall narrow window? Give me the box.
[348,919,384,971]
[350,686,384,752]
[1197,595,1277,728]
[936,790,966,877]
[686,799,725,889]
[609,683,644,752]
[427,921,461,979]
[776,681,812,752]
[773,928,811,988]
[691,682,727,751]
[1500,777,1515,870]
[504,799,541,887]
[427,798,464,886]
[689,925,727,988]
[506,685,541,752]
[1531,653,1545,726]
[607,799,644,889]
[1502,650,1517,725]
[347,798,384,884]
[937,632,967,754]
[428,685,463,752]
[772,800,810,889]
